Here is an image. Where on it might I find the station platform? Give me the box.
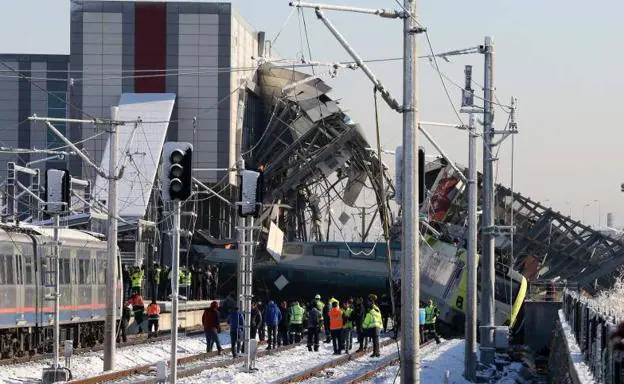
[125,299,219,335]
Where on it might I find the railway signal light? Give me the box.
[238,167,264,218]
[161,142,193,202]
[46,169,70,213]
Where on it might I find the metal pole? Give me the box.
[400,0,420,382]
[361,207,366,242]
[53,214,60,369]
[170,200,181,383]
[103,106,119,372]
[245,215,254,371]
[464,113,477,380]
[479,36,496,366]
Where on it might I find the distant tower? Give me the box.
[607,212,615,228]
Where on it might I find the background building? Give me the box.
[69,0,260,187]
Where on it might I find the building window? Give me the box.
[47,91,67,149]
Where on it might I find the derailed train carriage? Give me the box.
[0,224,120,358]
[249,234,527,331]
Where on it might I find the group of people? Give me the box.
[122,263,220,302]
[205,293,405,358]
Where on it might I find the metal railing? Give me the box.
[526,280,578,302]
[562,289,623,383]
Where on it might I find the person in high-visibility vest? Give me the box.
[328,300,343,354]
[342,299,354,352]
[289,301,304,344]
[423,299,441,344]
[127,293,145,334]
[151,264,161,302]
[362,301,381,357]
[146,299,161,338]
[130,267,144,295]
[181,268,192,299]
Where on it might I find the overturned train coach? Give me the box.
[0,224,119,358]
[193,234,527,331]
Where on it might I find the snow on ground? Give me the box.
[179,337,394,384]
[0,332,230,384]
[363,339,471,384]
[299,340,401,384]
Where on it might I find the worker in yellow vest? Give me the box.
[362,301,381,357]
[342,299,354,352]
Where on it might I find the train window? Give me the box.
[0,255,5,284]
[5,254,14,284]
[79,259,92,284]
[283,244,303,255]
[59,259,71,284]
[494,278,521,305]
[15,254,23,285]
[98,259,106,284]
[24,256,33,285]
[312,245,339,257]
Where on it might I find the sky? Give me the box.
[1,0,623,229]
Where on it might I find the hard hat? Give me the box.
[315,294,321,300]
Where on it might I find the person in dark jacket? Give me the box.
[323,299,332,343]
[250,303,262,340]
[354,297,367,352]
[264,301,282,349]
[202,301,223,354]
[228,307,244,358]
[257,301,266,342]
[278,301,291,347]
[158,266,168,300]
[306,302,322,352]
[379,295,392,333]
[117,305,132,343]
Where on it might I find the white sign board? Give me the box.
[274,275,289,291]
[266,221,284,263]
[46,169,67,213]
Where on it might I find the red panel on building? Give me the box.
[135,3,167,93]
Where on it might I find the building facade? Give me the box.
[0,54,70,176]
[69,1,260,185]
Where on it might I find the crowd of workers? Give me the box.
[202,294,441,358]
[122,263,220,302]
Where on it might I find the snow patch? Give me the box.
[0,333,229,383]
[558,309,597,383]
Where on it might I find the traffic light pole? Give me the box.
[170,200,181,383]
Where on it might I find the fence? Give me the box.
[562,289,624,383]
[526,280,579,302]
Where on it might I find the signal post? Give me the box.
[160,142,193,384]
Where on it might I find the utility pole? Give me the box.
[289,1,420,381]
[460,63,478,379]
[104,106,120,372]
[400,0,421,382]
[480,36,496,367]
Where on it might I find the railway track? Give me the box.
[68,339,290,384]
[278,339,436,384]
[0,326,205,367]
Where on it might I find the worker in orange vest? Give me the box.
[127,293,145,334]
[146,300,161,338]
[329,300,344,355]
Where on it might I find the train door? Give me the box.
[14,251,25,324]
[76,249,93,318]
[59,248,73,321]
[22,245,36,324]
[0,243,18,323]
